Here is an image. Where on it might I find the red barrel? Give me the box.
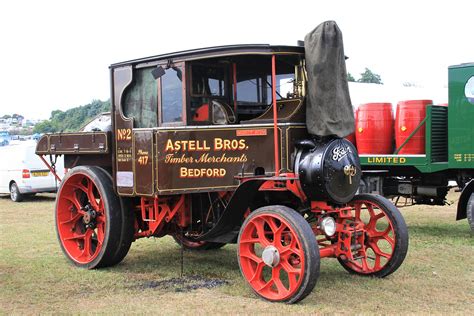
[355,103,394,154]
[395,99,432,154]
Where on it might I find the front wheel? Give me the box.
[238,205,320,304]
[336,194,409,277]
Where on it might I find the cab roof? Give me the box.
[110,44,304,68]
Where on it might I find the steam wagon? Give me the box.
[36,24,408,303]
[357,63,474,231]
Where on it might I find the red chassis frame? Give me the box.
[131,172,358,261]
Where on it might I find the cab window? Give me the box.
[189,64,229,124]
[123,67,158,128]
[161,66,184,124]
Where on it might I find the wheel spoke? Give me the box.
[81,230,94,258]
[95,213,105,224]
[63,233,86,241]
[273,225,285,248]
[59,213,82,226]
[373,250,382,270]
[253,219,270,247]
[256,279,273,292]
[272,266,288,295]
[249,261,265,283]
[354,203,362,220]
[370,225,392,238]
[370,241,391,258]
[63,195,85,214]
[68,182,88,195]
[266,217,280,233]
[239,237,261,244]
[280,258,301,274]
[280,237,301,258]
[366,204,376,218]
[86,178,100,210]
[240,251,263,264]
[361,256,370,272]
[367,212,385,230]
[96,223,105,245]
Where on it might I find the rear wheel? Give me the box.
[336,194,409,277]
[55,166,128,269]
[10,182,23,202]
[93,167,134,266]
[238,205,320,304]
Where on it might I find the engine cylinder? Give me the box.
[296,137,361,204]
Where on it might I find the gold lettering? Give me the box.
[165,139,174,152]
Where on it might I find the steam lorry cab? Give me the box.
[36,43,408,303]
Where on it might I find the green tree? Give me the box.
[33,120,58,133]
[347,72,356,82]
[358,68,383,84]
[34,99,111,133]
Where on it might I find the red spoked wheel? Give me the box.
[238,205,319,304]
[55,166,127,269]
[337,194,409,277]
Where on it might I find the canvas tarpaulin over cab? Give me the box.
[304,21,354,138]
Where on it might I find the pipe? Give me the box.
[271,55,280,176]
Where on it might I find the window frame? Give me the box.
[189,62,229,98]
[158,61,187,127]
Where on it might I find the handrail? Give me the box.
[393,116,428,154]
[271,55,280,176]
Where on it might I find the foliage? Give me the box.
[357,68,383,84]
[347,72,356,82]
[33,99,111,133]
[1,114,11,119]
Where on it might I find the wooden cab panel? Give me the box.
[133,130,155,196]
[155,126,278,194]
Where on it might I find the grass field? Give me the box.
[1,190,473,314]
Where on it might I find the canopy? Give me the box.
[304,21,354,137]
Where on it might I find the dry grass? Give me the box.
[0,190,473,314]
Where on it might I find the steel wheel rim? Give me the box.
[344,199,396,274]
[56,173,106,264]
[11,185,17,200]
[239,213,304,301]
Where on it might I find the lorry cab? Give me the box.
[111,45,308,196]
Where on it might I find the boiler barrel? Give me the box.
[395,100,432,154]
[355,103,394,154]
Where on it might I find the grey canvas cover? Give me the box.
[304,21,354,137]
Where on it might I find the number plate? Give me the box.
[31,171,49,177]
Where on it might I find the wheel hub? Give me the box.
[262,245,280,267]
[82,205,97,228]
